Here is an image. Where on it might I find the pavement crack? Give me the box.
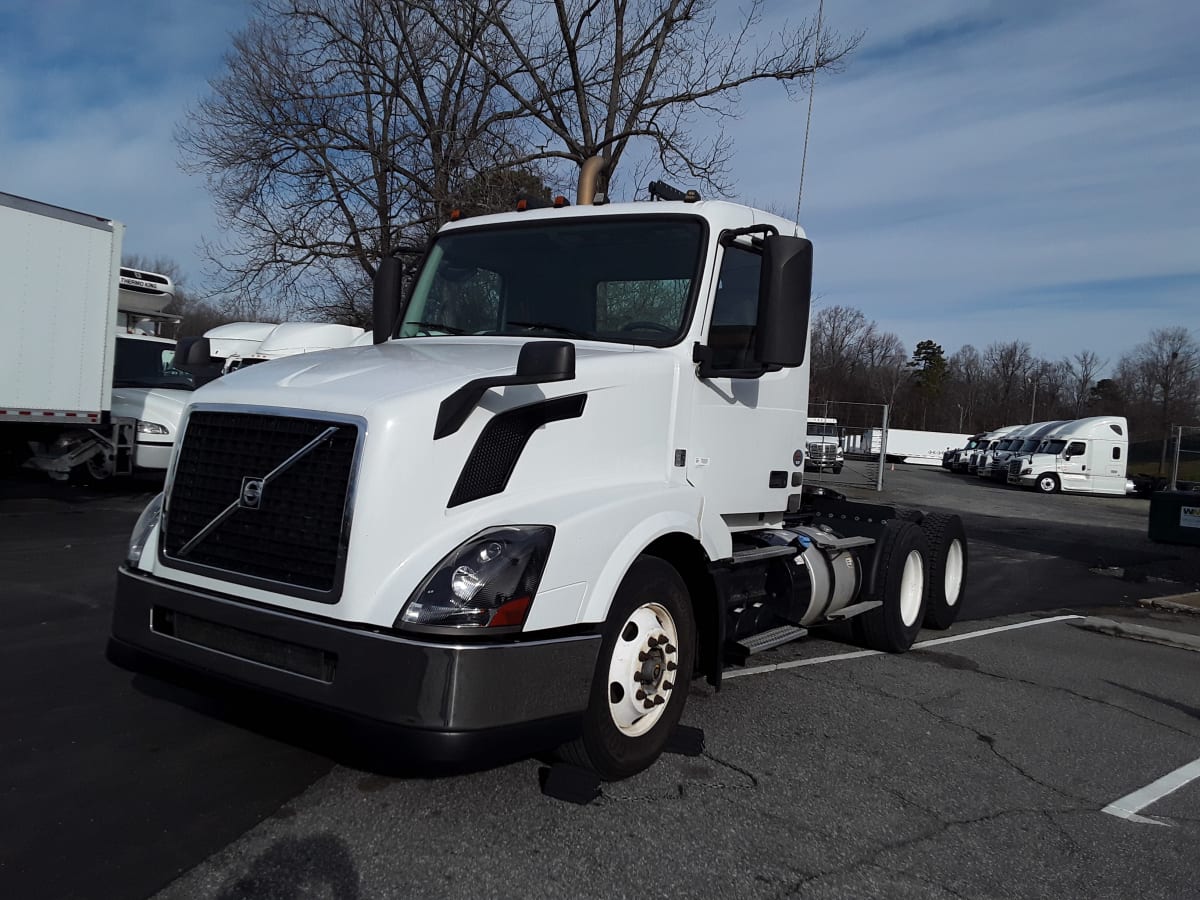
[775,805,1082,898]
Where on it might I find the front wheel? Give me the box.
[560,556,695,780]
[1035,473,1060,494]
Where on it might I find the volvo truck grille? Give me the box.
[1008,459,1022,476]
[161,410,361,600]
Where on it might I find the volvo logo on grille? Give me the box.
[240,477,265,509]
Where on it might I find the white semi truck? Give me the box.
[109,168,969,780]
[1007,416,1131,495]
[0,192,196,481]
[804,416,844,473]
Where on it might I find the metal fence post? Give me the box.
[1169,425,1182,492]
[877,404,889,492]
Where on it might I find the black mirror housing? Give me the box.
[754,235,812,368]
[373,256,402,344]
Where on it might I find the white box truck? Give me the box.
[109,165,969,780]
[1007,416,1131,495]
[0,191,201,481]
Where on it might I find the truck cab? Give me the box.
[109,178,967,780]
[1007,416,1130,495]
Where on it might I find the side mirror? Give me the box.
[172,337,222,386]
[754,235,812,368]
[173,336,212,370]
[372,256,402,344]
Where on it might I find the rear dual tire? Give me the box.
[859,521,930,653]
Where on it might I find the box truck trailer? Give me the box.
[109,164,969,780]
[0,192,198,480]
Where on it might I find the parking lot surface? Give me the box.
[2,466,1198,899]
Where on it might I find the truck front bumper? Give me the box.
[109,567,600,760]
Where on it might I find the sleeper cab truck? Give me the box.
[108,170,968,780]
[1007,416,1130,495]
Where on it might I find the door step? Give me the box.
[823,600,882,622]
[729,625,807,663]
[730,545,798,565]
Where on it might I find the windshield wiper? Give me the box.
[506,320,591,339]
[410,321,467,335]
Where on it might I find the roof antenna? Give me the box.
[793,0,825,235]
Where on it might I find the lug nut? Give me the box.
[663,680,674,690]
[633,672,645,683]
[653,696,665,706]
[638,651,651,662]
[635,689,646,701]
[647,636,658,648]
[665,643,677,653]
[666,661,677,671]
[643,699,655,710]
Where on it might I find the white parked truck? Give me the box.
[805,416,844,473]
[0,192,197,480]
[1007,416,1130,495]
[109,168,969,780]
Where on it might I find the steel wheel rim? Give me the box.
[1039,476,1055,492]
[943,540,964,607]
[899,549,925,627]
[607,602,679,737]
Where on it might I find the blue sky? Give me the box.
[2,0,1196,368]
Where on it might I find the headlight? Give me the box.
[126,492,164,567]
[137,420,169,435]
[397,526,554,632]
[1021,467,1032,475]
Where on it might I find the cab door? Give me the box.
[1060,439,1089,489]
[686,240,805,518]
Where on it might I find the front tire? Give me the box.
[560,556,695,780]
[1036,473,1060,494]
[859,522,930,653]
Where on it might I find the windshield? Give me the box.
[808,423,838,437]
[113,339,194,390]
[1043,440,1067,455]
[398,217,705,345]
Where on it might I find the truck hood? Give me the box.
[111,388,191,436]
[188,338,647,415]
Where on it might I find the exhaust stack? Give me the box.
[577,156,607,206]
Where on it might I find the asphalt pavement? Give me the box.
[1,465,1198,899]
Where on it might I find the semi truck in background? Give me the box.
[1007,416,1132,495]
[0,191,195,481]
[804,416,844,473]
[109,162,970,781]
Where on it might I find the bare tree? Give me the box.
[984,340,1033,424]
[1116,326,1200,438]
[809,304,872,403]
[421,0,861,197]
[1062,350,1106,417]
[179,0,539,323]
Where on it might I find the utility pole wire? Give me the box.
[794,0,825,228]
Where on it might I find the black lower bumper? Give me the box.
[110,567,600,761]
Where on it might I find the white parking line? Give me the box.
[722,615,1083,680]
[1102,757,1200,827]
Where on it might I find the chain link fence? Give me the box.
[806,400,888,491]
[1167,425,1200,490]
